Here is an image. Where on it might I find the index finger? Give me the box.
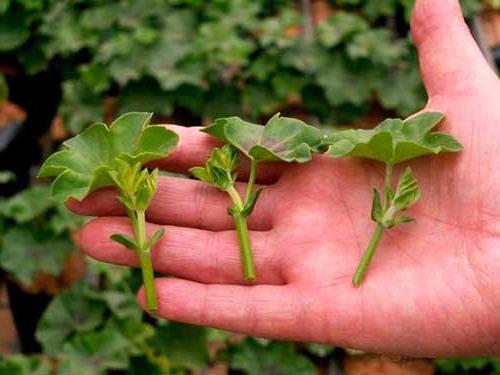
[151,125,288,183]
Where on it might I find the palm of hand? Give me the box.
[72,0,500,357]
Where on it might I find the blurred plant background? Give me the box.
[0,0,499,374]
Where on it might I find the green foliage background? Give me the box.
[1,0,500,374]
[0,0,493,132]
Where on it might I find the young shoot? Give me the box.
[326,112,463,287]
[38,112,179,311]
[190,113,326,281]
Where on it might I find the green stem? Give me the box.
[226,186,256,281]
[233,211,256,281]
[352,163,393,287]
[352,224,385,287]
[132,210,158,311]
[244,159,257,204]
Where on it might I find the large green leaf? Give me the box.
[327,112,463,165]
[36,282,107,356]
[0,227,74,285]
[39,112,178,202]
[202,113,326,163]
[231,338,316,375]
[57,327,130,375]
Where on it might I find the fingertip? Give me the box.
[137,286,146,309]
[66,187,121,216]
[411,0,496,98]
[78,217,131,259]
[65,197,85,214]
[411,0,464,47]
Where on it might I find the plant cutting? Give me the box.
[326,112,463,286]
[38,112,178,311]
[190,113,326,281]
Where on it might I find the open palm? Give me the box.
[71,0,500,357]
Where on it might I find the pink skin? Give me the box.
[69,0,500,357]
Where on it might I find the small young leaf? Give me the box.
[149,227,165,248]
[110,234,139,251]
[189,145,239,191]
[241,188,264,217]
[371,188,382,223]
[202,113,326,163]
[394,215,415,225]
[393,167,421,211]
[327,111,463,165]
[227,207,239,217]
[189,167,211,184]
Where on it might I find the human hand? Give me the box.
[70,0,500,357]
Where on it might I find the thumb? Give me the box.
[411,0,497,98]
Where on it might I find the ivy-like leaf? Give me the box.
[189,145,239,190]
[0,185,56,223]
[202,113,326,163]
[327,112,463,165]
[38,112,178,202]
[0,227,74,285]
[36,282,107,356]
[58,327,130,375]
[147,321,209,370]
[392,167,421,211]
[231,338,316,375]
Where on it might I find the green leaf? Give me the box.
[0,11,30,51]
[232,338,316,375]
[393,167,421,211]
[316,54,378,107]
[110,234,139,251]
[147,321,209,370]
[0,355,51,375]
[347,29,408,66]
[189,145,239,191]
[39,112,179,202]
[316,11,368,47]
[202,113,326,163]
[241,188,263,217]
[149,227,165,247]
[371,188,382,223]
[0,185,58,223]
[57,327,130,375]
[386,215,415,228]
[93,290,143,321]
[0,227,74,285]
[327,111,463,165]
[36,282,107,356]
